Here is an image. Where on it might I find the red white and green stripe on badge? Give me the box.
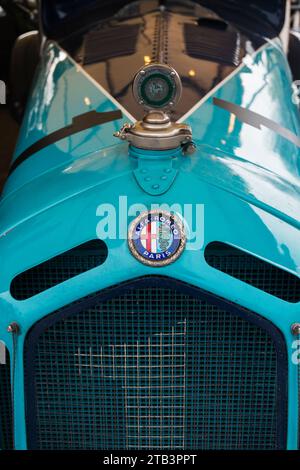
[140,220,171,253]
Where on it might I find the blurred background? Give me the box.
[0,0,38,192]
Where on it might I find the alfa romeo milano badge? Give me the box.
[128,210,186,266]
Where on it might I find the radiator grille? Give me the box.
[24,278,287,450]
[205,242,300,303]
[11,240,108,300]
[0,346,13,450]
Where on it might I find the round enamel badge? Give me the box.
[128,210,186,266]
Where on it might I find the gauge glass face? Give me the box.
[133,64,182,110]
[141,73,173,107]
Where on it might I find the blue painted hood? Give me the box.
[0,40,300,310]
[1,41,300,232]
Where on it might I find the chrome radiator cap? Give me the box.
[114,63,195,152]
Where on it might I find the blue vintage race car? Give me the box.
[0,0,300,451]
